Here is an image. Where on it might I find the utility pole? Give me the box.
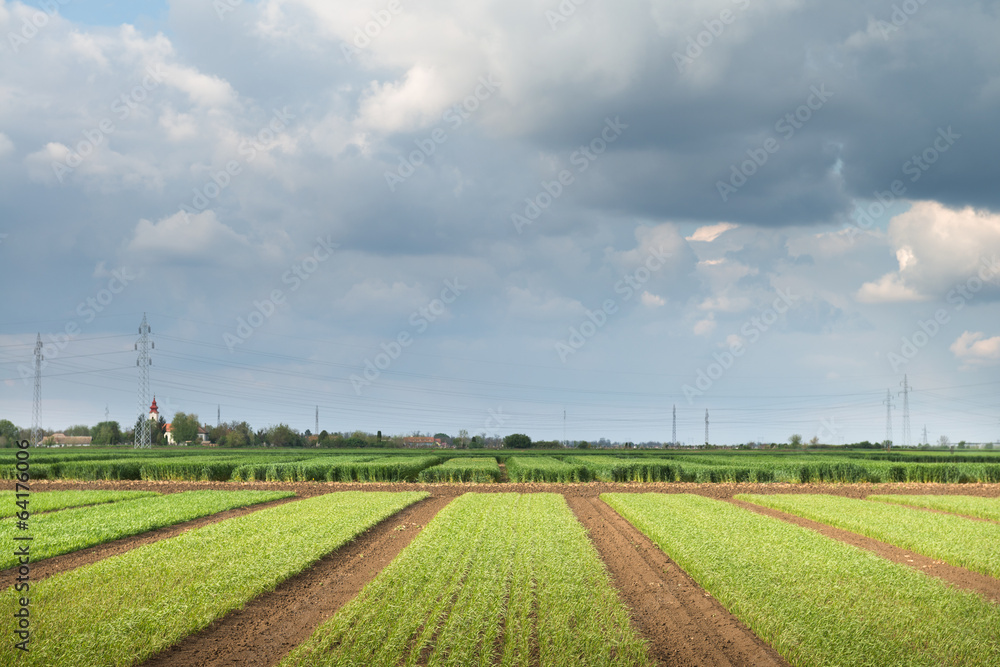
[705,409,709,447]
[31,334,42,446]
[563,409,566,446]
[899,375,911,448]
[315,405,319,436]
[672,404,677,447]
[135,314,153,449]
[217,404,221,427]
[884,389,894,450]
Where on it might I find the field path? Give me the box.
[0,495,298,582]
[140,494,453,667]
[568,496,788,667]
[730,499,1000,603]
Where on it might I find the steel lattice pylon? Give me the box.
[135,314,153,448]
[31,334,42,446]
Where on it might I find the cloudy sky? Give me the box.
[1,0,999,445]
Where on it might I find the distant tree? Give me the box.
[503,433,532,449]
[809,436,820,446]
[91,421,122,445]
[64,424,90,437]
[0,419,20,448]
[267,423,301,447]
[577,441,591,450]
[938,435,951,448]
[469,435,484,449]
[957,440,967,449]
[789,434,803,447]
[985,441,995,450]
[457,429,469,449]
[170,413,200,444]
[225,429,248,448]
[434,433,452,446]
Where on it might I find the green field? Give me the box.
[0,490,292,568]
[739,493,1000,578]
[418,457,502,482]
[0,489,158,517]
[604,493,1000,667]
[280,493,652,667]
[0,491,427,667]
[870,493,1000,522]
[506,456,591,482]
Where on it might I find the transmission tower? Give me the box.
[672,404,677,447]
[315,405,319,436]
[883,389,894,450]
[217,404,221,427]
[105,404,110,422]
[31,334,42,446]
[134,314,153,448]
[899,375,911,448]
[922,424,928,447]
[563,409,566,445]
[705,409,709,446]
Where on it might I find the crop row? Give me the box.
[417,457,502,482]
[281,493,651,667]
[0,490,292,569]
[231,455,441,482]
[604,493,1000,666]
[0,490,157,517]
[739,493,1000,579]
[870,493,1000,521]
[506,456,591,482]
[0,491,428,667]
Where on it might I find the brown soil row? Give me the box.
[730,499,1000,604]
[0,495,299,582]
[568,496,788,667]
[141,494,453,667]
[25,478,1000,499]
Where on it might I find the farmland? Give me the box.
[4,447,1000,666]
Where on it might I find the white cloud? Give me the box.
[856,272,926,303]
[693,314,716,336]
[950,331,1000,368]
[126,210,250,262]
[687,222,738,243]
[0,132,13,158]
[640,291,665,307]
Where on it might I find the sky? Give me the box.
[1,0,999,446]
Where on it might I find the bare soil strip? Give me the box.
[568,496,789,667]
[140,494,453,667]
[0,495,299,582]
[731,499,1000,604]
[27,478,1000,500]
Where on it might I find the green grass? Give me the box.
[604,493,1000,667]
[280,493,652,667]
[869,494,1000,522]
[0,491,427,667]
[417,457,502,483]
[506,456,591,482]
[0,490,158,517]
[738,493,1000,579]
[0,490,292,568]
[564,457,681,482]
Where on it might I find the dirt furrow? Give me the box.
[730,499,1000,603]
[140,494,453,667]
[0,495,300,582]
[568,496,788,667]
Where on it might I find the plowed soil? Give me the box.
[568,496,788,667]
[141,494,453,667]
